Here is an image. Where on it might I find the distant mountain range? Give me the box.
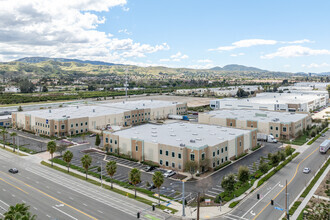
[210,64,266,72]
[16,57,120,66]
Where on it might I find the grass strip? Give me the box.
[41,161,177,214]
[229,200,241,208]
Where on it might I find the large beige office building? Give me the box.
[199,109,311,140]
[103,122,257,172]
[12,100,187,137]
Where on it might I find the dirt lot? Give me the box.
[315,170,330,197]
[312,106,330,120]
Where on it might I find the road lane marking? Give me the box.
[0,171,97,220]
[0,200,9,207]
[46,214,51,218]
[0,178,29,194]
[241,181,280,218]
[97,210,103,214]
[53,206,78,220]
[253,146,320,220]
[227,213,249,220]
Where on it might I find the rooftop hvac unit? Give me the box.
[67,116,70,118]
[93,109,95,112]
[180,143,185,147]
[170,134,176,136]
[190,139,196,143]
[143,103,145,106]
[152,131,157,134]
[49,110,51,113]
[229,133,235,135]
[192,133,198,135]
[76,106,79,109]
[196,138,202,141]
[152,127,157,129]
[62,115,66,117]
[152,134,157,137]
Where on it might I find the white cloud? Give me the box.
[118,29,131,35]
[302,63,330,68]
[0,0,169,63]
[187,64,213,69]
[159,51,188,63]
[209,39,277,51]
[230,53,245,57]
[122,6,129,11]
[197,59,212,63]
[159,58,170,62]
[284,64,291,68]
[261,46,330,59]
[285,39,313,44]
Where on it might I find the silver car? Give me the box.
[303,167,311,174]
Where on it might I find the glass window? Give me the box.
[81,129,83,133]
[239,141,242,147]
[160,159,163,165]
[85,122,88,125]
[136,145,138,152]
[225,156,228,161]
[217,149,219,155]
[276,127,278,131]
[55,125,57,129]
[202,153,205,160]
[172,162,175,168]
[76,123,78,127]
[283,127,287,132]
[76,130,78,134]
[165,161,169,166]
[221,148,224,153]
[225,146,227,151]
[71,124,73,128]
[81,123,83,126]
[160,149,163,155]
[270,126,273,130]
[166,150,169,156]
[110,139,112,143]
[105,138,108,143]
[190,154,195,161]
[115,140,117,144]
[61,125,65,129]
[178,153,181,159]
[213,162,215,168]
[213,151,215,157]
[217,160,220,165]
[221,158,224,163]
[172,152,175,157]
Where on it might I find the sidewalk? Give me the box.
[291,162,330,219]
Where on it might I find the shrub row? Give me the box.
[252,144,262,151]
[229,200,241,208]
[257,152,299,187]
[140,160,160,168]
[234,152,248,161]
[307,127,329,145]
[214,161,232,171]
[300,158,330,198]
[106,152,139,162]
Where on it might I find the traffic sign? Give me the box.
[274,207,284,211]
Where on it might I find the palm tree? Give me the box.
[47,141,57,166]
[3,203,37,220]
[129,168,141,198]
[0,127,8,149]
[106,161,117,189]
[152,171,164,205]
[63,150,73,173]
[81,154,92,180]
[10,132,17,152]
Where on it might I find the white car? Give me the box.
[164,170,176,178]
[303,167,311,174]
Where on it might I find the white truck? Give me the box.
[257,133,278,143]
[319,140,330,154]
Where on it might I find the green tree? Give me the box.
[10,132,17,152]
[106,161,117,189]
[221,173,236,193]
[3,203,36,220]
[1,127,8,149]
[271,154,280,166]
[237,166,250,183]
[95,134,101,147]
[17,106,23,112]
[129,168,141,198]
[42,85,48,92]
[152,171,164,205]
[278,151,286,161]
[184,160,198,179]
[63,150,73,173]
[259,162,269,174]
[47,141,57,166]
[285,145,293,158]
[252,162,257,171]
[81,154,92,180]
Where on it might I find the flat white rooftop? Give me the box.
[111,122,251,149]
[20,100,184,120]
[205,109,308,123]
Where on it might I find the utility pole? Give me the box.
[197,192,200,220]
[285,179,289,220]
[182,180,185,217]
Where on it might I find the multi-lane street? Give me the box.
[0,150,174,220]
[220,130,330,220]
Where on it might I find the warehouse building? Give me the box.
[12,100,187,137]
[199,109,311,140]
[103,122,257,171]
[210,92,328,112]
[0,115,12,127]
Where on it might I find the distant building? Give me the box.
[210,92,328,112]
[4,86,20,93]
[12,100,187,137]
[199,109,311,140]
[103,122,257,171]
[0,115,12,127]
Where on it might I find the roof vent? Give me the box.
[49,110,51,113]
[170,134,176,136]
[229,133,235,135]
[192,133,198,136]
[152,134,157,137]
[176,138,182,141]
[93,109,95,112]
[190,139,196,143]
[67,116,70,118]
[76,106,79,109]
[62,115,66,117]
[152,131,157,134]
[152,127,157,129]
[196,137,202,141]
[180,143,185,147]
[143,103,145,106]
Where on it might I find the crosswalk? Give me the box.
[205,185,223,198]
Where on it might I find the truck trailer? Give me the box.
[257,133,278,143]
[168,115,189,121]
[319,140,330,154]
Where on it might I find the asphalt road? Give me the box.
[0,150,174,220]
[220,130,330,220]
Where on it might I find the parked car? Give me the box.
[8,168,18,174]
[303,167,311,174]
[147,184,156,190]
[164,170,176,178]
[321,133,325,137]
[143,166,156,172]
[89,134,96,137]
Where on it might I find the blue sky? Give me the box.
[1,0,330,72]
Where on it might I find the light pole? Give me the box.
[182,180,185,217]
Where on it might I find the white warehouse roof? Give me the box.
[111,122,251,149]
